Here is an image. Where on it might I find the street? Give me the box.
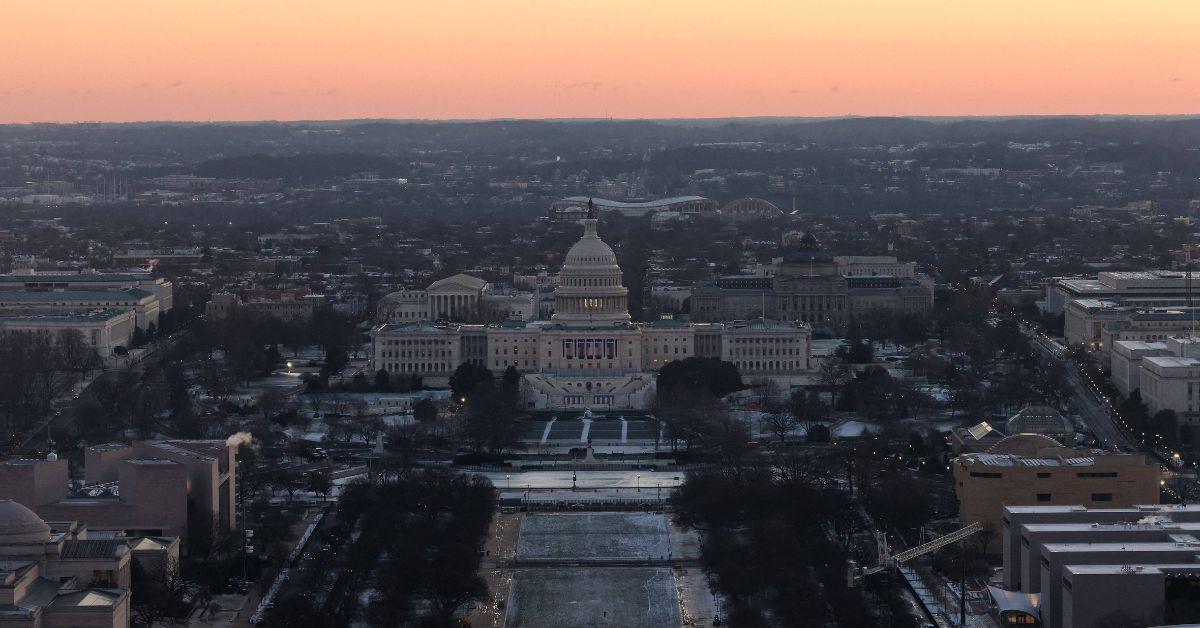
[1022,326,1135,452]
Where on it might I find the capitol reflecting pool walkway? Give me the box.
[482,470,683,491]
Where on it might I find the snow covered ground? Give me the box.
[832,420,884,438]
[516,512,672,560]
[482,470,684,491]
[506,567,681,628]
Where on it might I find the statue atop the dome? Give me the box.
[587,197,596,220]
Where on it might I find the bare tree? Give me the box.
[762,411,797,445]
[257,387,286,421]
[789,389,827,438]
[54,329,103,386]
[131,557,193,627]
[818,359,852,406]
[356,414,386,445]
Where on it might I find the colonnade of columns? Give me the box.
[430,293,478,319]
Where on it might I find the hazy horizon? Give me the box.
[4,114,1200,128]
[4,0,1198,124]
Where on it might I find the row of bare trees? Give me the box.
[0,329,103,440]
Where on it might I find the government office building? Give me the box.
[689,233,933,331]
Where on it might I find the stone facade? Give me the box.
[952,435,1160,537]
[370,211,812,409]
[690,234,931,330]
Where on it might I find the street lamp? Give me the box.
[506,474,511,491]
[636,474,641,492]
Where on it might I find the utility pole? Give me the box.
[959,539,968,627]
[239,463,247,585]
[846,446,854,497]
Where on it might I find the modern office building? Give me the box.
[0,440,238,546]
[1047,271,1200,316]
[996,504,1200,628]
[952,435,1160,537]
[1048,271,1200,352]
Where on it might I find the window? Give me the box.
[1078,472,1118,478]
[1036,472,1051,479]
[1036,493,1051,502]
[1091,493,1113,502]
[969,471,1003,479]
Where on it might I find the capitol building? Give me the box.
[370,207,812,410]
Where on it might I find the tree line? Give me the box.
[262,469,494,626]
[673,455,922,627]
[0,329,103,443]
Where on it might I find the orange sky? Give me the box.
[2,0,1197,122]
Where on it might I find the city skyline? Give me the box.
[3,0,1199,123]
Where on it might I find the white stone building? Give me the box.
[370,208,812,410]
[0,308,136,357]
[0,289,161,329]
[377,275,538,323]
[832,255,917,278]
[1109,340,1168,397]
[1140,355,1200,418]
[0,272,173,312]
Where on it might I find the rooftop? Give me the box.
[60,539,127,560]
[1006,405,1073,436]
[1143,355,1200,369]
[48,589,125,608]
[559,195,708,209]
[1064,563,1200,576]
[0,308,131,324]
[724,318,809,332]
[0,273,154,283]
[966,452,1096,467]
[0,289,153,303]
[1043,540,1200,553]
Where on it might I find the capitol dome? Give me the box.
[0,499,50,545]
[553,208,630,324]
[563,230,621,269]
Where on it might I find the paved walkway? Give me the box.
[899,565,955,628]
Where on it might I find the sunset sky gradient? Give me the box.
[2,0,1198,122]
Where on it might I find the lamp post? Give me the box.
[636,474,641,492]
[506,474,511,491]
